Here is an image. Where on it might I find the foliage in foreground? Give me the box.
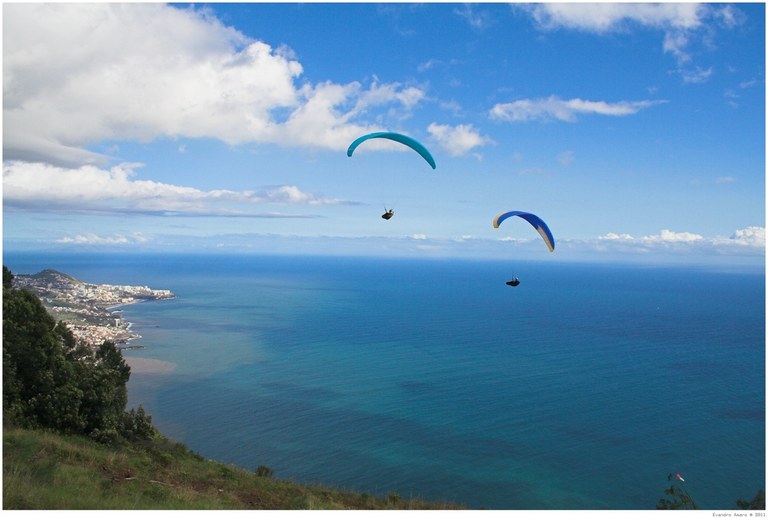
[3,266,153,444]
[656,473,764,510]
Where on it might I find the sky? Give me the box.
[2,2,766,267]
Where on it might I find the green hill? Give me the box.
[3,425,460,510]
[28,268,82,284]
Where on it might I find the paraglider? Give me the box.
[494,211,554,287]
[492,210,555,253]
[347,132,436,219]
[347,132,436,170]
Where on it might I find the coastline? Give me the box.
[110,297,177,349]
[11,269,175,349]
[106,295,176,312]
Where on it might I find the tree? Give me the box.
[121,406,156,441]
[737,490,765,510]
[2,265,157,444]
[4,265,14,290]
[657,474,764,510]
[76,341,132,442]
[2,281,83,431]
[656,473,697,510]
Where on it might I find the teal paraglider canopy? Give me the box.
[347,132,436,169]
[493,211,555,252]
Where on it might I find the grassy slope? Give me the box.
[3,426,462,510]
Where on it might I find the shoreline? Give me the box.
[106,295,177,312]
[111,298,177,349]
[11,269,176,349]
[110,297,177,348]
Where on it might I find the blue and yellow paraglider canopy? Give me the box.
[347,132,436,169]
[493,211,555,252]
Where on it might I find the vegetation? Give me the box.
[3,266,152,444]
[3,426,460,510]
[2,265,461,510]
[656,473,764,510]
[737,490,766,510]
[656,473,699,510]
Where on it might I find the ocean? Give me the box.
[3,252,765,509]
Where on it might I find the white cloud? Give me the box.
[599,229,703,243]
[739,79,760,90]
[599,232,635,241]
[597,227,765,252]
[522,3,705,33]
[3,161,349,216]
[417,59,440,72]
[427,123,492,156]
[714,5,747,30]
[55,232,150,245]
[663,29,693,63]
[519,3,743,81]
[354,81,425,113]
[490,96,664,122]
[3,3,426,166]
[454,4,494,30]
[680,66,714,84]
[648,229,704,243]
[728,226,765,247]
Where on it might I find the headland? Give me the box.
[12,269,174,348]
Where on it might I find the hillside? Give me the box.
[3,425,461,510]
[21,268,82,285]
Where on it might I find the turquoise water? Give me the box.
[4,253,765,509]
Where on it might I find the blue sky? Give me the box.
[3,2,765,266]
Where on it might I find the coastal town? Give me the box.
[12,269,174,348]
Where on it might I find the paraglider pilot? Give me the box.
[382,208,394,220]
[505,277,520,287]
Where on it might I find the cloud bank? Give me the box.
[3,161,349,216]
[55,233,150,246]
[45,227,765,265]
[2,3,431,167]
[597,227,765,253]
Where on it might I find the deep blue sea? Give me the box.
[4,252,765,509]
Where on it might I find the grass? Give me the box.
[3,426,463,510]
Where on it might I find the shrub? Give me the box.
[255,465,274,478]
